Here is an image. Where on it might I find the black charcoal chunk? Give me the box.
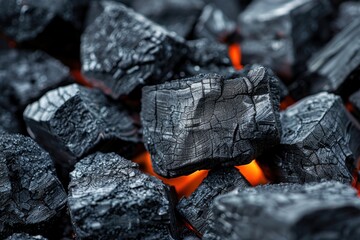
[177,168,250,234]
[291,19,360,99]
[141,65,281,177]
[332,1,360,33]
[5,233,47,240]
[68,152,177,240]
[238,0,333,78]
[81,1,188,98]
[0,49,71,113]
[259,92,360,184]
[204,181,360,240]
[0,134,66,236]
[23,84,141,168]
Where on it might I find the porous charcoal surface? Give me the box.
[24,84,141,168]
[177,168,250,234]
[0,134,66,237]
[68,152,177,240]
[204,181,360,240]
[142,65,281,177]
[81,1,188,98]
[5,233,47,240]
[258,92,360,184]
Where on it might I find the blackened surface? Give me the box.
[5,233,47,240]
[23,84,141,168]
[204,182,360,240]
[259,92,360,184]
[68,152,177,240]
[177,168,250,234]
[81,1,188,98]
[142,65,281,177]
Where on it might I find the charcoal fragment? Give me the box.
[258,92,360,184]
[204,181,360,240]
[5,233,47,240]
[142,65,281,177]
[68,152,178,239]
[0,134,67,237]
[81,1,188,98]
[23,84,141,168]
[177,168,250,234]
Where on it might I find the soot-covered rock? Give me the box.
[142,65,281,177]
[68,152,177,240]
[204,181,360,240]
[291,19,360,99]
[238,0,333,79]
[5,233,47,240]
[81,1,187,98]
[177,168,250,234]
[0,49,71,113]
[0,134,66,237]
[258,92,360,184]
[23,84,141,168]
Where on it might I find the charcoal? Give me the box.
[0,105,21,133]
[23,84,141,168]
[0,49,71,113]
[258,92,360,184]
[202,0,243,20]
[290,19,360,99]
[0,134,67,237]
[68,152,178,239]
[81,1,188,98]
[5,233,47,240]
[177,168,250,234]
[204,181,360,240]
[332,1,360,33]
[238,0,334,79]
[350,89,360,121]
[141,65,281,177]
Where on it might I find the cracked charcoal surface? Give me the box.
[23,84,141,168]
[5,233,47,240]
[291,19,360,99]
[81,1,188,98]
[177,168,250,234]
[258,92,360,184]
[203,181,360,240]
[0,49,71,113]
[238,0,333,78]
[68,152,177,240]
[141,65,281,177]
[0,134,67,237]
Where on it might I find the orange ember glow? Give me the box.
[70,70,93,88]
[228,43,243,70]
[236,160,268,186]
[280,96,296,110]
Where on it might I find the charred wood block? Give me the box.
[177,168,250,234]
[204,181,360,240]
[5,233,47,240]
[238,0,334,79]
[258,92,360,184]
[332,1,360,33]
[290,19,360,99]
[81,1,188,98]
[68,152,178,239]
[141,65,281,177]
[0,134,66,236]
[0,49,71,113]
[23,84,141,168]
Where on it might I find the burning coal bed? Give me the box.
[1,0,360,240]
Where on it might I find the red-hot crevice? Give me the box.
[228,43,243,70]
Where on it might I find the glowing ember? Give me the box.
[70,69,93,88]
[228,43,243,70]
[236,160,268,186]
[280,96,296,110]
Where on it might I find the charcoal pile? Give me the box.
[1,0,360,239]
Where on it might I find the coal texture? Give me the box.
[81,1,187,98]
[68,152,177,240]
[204,181,360,240]
[23,84,141,168]
[5,233,47,240]
[142,65,281,177]
[0,134,66,237]
[258,92,360,184]
[177,168,250,234]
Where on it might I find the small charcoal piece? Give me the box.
[0,134,67,237]
[332,1,360,33]
[177,168,250,234]
[0,49,71,113]
[238,0,334,79]
[5,233,47,240]
[24,84,141,168]
[81,1,188,98]
[68,152,178,239]
[258,92,360,184]
[142,65,281,177]
[290,19,360,99]
[204,181,360,240]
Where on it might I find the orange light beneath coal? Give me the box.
[236,160,268,186]
[228,43,243,70]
